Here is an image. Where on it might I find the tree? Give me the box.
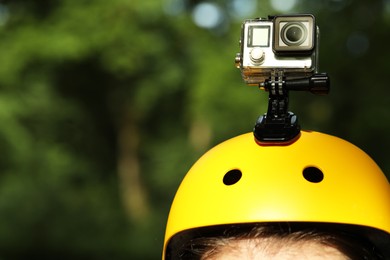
[0,0,196,258]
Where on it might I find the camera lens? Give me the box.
[281,22,307,46]
[286,26,302,42]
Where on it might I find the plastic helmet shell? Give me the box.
[163,131,390,259]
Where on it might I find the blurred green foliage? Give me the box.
[0,0,388,259]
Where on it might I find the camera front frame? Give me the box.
[273,14,316,55]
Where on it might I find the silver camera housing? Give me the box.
[236,14,319,86]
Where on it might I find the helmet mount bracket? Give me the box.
[254,71,330,144]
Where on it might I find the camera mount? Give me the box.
[254,72,330,144]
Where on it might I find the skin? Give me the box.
[202,238,349,260]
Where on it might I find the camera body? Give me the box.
[235,14,318,86]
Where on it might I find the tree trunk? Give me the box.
[117,112,149,221]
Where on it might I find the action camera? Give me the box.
[235,14,318,86]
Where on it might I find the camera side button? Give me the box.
[250,47,265,64]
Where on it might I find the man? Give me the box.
[189,223,382,259]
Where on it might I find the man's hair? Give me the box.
[176,223,383,260]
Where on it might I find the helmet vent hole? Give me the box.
[223,169,242,186]
[303,166,324,183]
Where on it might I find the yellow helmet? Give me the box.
[163,131,390,259]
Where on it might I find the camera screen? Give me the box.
[248,26,270,47]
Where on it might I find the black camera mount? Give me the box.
[254,72,330,144]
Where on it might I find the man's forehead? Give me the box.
[203,238,348,260]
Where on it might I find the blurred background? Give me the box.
[0,0,388,259]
